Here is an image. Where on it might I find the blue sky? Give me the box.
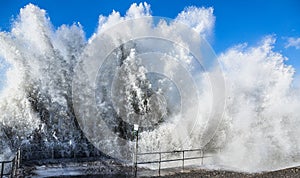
[0,0,299,70]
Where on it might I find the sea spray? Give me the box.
[0,3,299,173]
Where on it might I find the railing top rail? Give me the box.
[137,148,203,155]
[0,149,19,164]
[0,159,13,164]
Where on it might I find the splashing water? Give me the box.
[0,2,299,173]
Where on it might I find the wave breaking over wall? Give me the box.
[0,2,299,173]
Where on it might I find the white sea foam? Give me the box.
[0,3,299,172]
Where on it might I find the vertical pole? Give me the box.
[134,129,139,177]
[17,148,21,176]
[158,153,161,176]
[14,149,19,176]
[18,148,21,168]
[52,148,55,159]
[11,158,15,177]
[201,149,204,165]
[16,149,19,176]
[13,153,17,177]
[182,151,185,171]
[1,162,4,178]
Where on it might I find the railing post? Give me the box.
[16,149,19,169]
[11,158,16,177]
[1,162,4,178]
[52,148,54,159]
[13,151,18,177]
[18,148,21,168]
[17,148,21,175]
[182,151,185,171]
[158,153,161,176]
[201,149,204,165]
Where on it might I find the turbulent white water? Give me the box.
[0,2,299,173]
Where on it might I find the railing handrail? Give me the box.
[137,148,203,155]
[0,160,13,164]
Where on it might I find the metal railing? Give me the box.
[20,148,103,163]
[20,144,103,162]
[0,149,21,178]
[134,148,210,176]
